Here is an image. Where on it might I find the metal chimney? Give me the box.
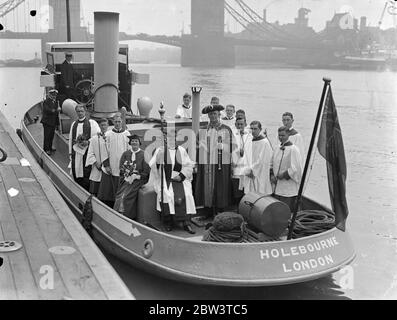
[93,12,120,117]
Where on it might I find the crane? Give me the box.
[0,0,25,18]
[378,1,389,27]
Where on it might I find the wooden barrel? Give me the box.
[238,192,291,238]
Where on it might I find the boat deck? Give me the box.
[0,111,134,300]
[27,121,229,239]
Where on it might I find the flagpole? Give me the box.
[287,77,331,240]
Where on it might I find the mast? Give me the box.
[287,78,331,240]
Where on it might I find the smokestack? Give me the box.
[93,12,120,118]
[263,9,267,23]
[360,16,367,30]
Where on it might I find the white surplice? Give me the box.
[85,133,108,182]
[243,136,273,195]
[271,143,303,197]
[231,129,252,189]
[175,104,192,118]
[102,129,130,177]
[288,128,305,166]
[221,116,235,129]
[68,118,100,178]
[149,146,196,215]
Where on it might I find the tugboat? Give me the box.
[20,11,355,286]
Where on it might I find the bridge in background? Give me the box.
[0,0,330,67]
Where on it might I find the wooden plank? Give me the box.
[0,111,134,300]
[0,132,19,158]
[13,165,43,197]
[24,195,108,300]
[0,165,69,299]
[0,222,18,300]
[0,179,38,299]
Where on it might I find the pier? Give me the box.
[0,111,134,300]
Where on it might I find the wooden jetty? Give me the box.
[0,111,134,300]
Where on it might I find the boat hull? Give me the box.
[21,104,355,286]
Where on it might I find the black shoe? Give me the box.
[183,222,195,234]
[45,150,51,156]
[164,223,173,232]
[196,213,212,221]
[51,148,56,152]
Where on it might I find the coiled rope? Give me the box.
[201,210,335,242]
[82,83,131,110]
[290,210,335,239]
[202,212,279,243]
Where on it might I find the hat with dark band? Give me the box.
[48,89,58,95]
[201,104,224,114]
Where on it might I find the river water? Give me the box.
[1,65,396,299]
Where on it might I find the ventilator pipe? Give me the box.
[93,11,119,118]
[61,99,78,121]
[191,85,202,135]
[137,97,153,117]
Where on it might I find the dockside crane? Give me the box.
[378,1,389,27]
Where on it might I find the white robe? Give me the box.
[271,143,303,197]
[102,129,130,177]
[85,133,108,182]
[288,129,305,167]
[231,129,252,180]
[221,116,235,129]
[149,146,196,215]
[68,119,100,178]
[175,104,192,118]
[243,136,273,195]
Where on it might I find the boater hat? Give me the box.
[48,89,58,95]
[201,104,224,114]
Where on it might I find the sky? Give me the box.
[80,0,397,34]
[1,0,397,58]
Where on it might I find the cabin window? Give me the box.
[46,53,54,69]
[119,54,127,65]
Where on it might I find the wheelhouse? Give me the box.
[40,42,148,112]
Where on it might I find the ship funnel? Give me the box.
[93,12,120,118]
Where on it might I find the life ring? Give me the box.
[0,147,7,163]
[142,239,154,259]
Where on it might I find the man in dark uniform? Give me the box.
[59,52,75,100]
[41,89,60,155]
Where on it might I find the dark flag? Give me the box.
[317,86,349,231]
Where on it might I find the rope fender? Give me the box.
[81,195,93,234]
